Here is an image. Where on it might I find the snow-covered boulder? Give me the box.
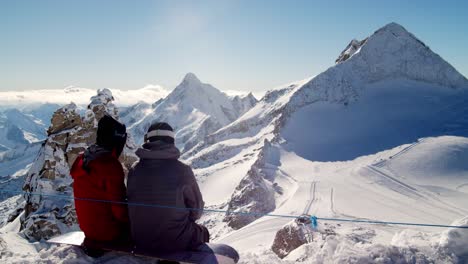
[271,216,314,259]
[439,216,468,258]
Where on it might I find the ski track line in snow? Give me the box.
[365,165,423,198]
[456,183,468,191]
[372,139,426,168]
[365,165,468,218]
[302,181,317,215]
[330,187,337,216]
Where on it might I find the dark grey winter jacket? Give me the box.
[127,141,205,252]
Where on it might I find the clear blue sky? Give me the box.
[1,0,467,93]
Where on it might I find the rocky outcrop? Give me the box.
[335,38,367,64]
[271,216,315,259]
[21,103,81,240]
[20,89,137,241]
[46,104,82,135]
[224,140,276,229]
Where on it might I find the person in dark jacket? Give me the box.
[127,122,209,253]
[70,114,130,248]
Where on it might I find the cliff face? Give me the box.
[20,89,137,240]
[224,140,277,229]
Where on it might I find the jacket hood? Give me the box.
[135,141,181,160]
[83,144,112,171]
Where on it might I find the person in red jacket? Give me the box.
[70,114,129,255]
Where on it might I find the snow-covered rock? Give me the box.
[271,216,315,259]
[20,103,81,240]
[439,216,468,258]
[224,140,276,229]
[335,38,367,64]
[20,89,137,241]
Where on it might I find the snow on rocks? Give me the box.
[271,216,314,259]
[335,38,367,64]
[439,216,468,259]
[20,89,136,241]
[0,195,24,228]
[46,103,81,135]
[224,140,276,229]
[20,104,82,240]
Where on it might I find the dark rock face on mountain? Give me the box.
[224,140,276,229]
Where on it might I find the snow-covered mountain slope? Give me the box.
[119,101,153,126]
[372,136,468,195]
[0,143,41,203]
[0,109,48,149]
[21,103,61,127]
[130,73,257,151]
[282,80,468,161]
[0,84,169,107]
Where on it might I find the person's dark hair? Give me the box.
[96,114,127,156]
[145,122,175,144]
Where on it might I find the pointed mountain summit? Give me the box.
[129,73,257,152]
[181,72,201,84]
[279,22,468,160]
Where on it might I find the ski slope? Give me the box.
[217,136,468,262]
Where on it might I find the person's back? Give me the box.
[127,122,209,253]
[70,114,130,244]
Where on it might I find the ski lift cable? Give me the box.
[1,190,467,230]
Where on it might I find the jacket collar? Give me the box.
[136,141,181,160]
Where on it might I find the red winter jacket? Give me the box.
[70,147,129,242]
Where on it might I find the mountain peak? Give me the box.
[182,72,201,84]
[377,22,408,35]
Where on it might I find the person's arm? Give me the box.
[104,160,129,223]
[183,167,205,221]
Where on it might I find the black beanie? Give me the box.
[96,114,127,156]
[145,122,175,144]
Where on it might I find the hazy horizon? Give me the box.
[1,0,467,93]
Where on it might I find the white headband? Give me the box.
[146,129,175,139]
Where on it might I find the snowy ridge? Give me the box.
[285,23,468,113]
